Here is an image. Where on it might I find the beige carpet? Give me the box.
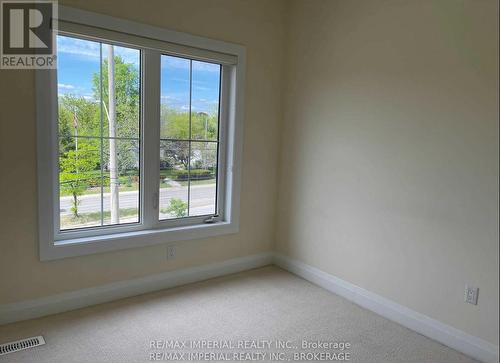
[0,266,475,362]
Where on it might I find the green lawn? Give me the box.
[61,207,139,226]
[60,183,140,196]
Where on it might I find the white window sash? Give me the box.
[37,6,245,261]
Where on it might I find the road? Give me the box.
[60,184,217,219]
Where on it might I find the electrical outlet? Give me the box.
[464,285,479,305]
[166,245,176,260]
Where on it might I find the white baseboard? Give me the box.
[273,254,499,363]
[1,252,497,363]
[0,252,273,326]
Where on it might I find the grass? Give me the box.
[60,184,139,196]
[61,207,139,226]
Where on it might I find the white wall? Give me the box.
[276,0,499,345]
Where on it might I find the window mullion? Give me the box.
[141,49,161,228]
[187,60,193,217]
[99,42,104,226]
[214,65,231,221]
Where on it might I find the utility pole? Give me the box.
[73,110,78,172]
[205,115,208,140]
[108,45,119,224]
[73,110,78,151]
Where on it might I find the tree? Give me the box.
[58,95,100,154]
[58,96,100,136]
[92,55,140,138]
[191,111,218,140]
[160,108,218,140]
[160,107,218,169]
[164,142,190,170]
[59,143,99,217]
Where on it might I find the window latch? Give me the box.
[152,192,159,209]
[203,215,219,224]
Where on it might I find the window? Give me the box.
[37,6,245,260]
[159,56,221,220]
[57,36,141,230]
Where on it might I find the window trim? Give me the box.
[36,6,245,261]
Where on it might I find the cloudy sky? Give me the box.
[56,35,220,113]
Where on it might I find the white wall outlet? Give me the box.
[166,245,176,260]
[464,285,479,305]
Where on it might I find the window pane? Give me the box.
[57,35,141,231]
[191,61,220,141]
[158,57,221,221]
[103,139,140,225]
[189,142,218,216]
[160,140,189,219]
[59,137,102,230]
[160,55,190,140]
[57,35,101,138]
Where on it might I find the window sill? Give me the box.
[40,221,238,261]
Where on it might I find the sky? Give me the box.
[56,35,220,113]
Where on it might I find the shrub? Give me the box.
[164,198,188,218]
[171,169,214,181]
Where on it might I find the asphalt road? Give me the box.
[60,183,217,219]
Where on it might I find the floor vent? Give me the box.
[0,336,45,355]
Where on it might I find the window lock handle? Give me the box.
[204,215,219,224]
[153,192,159,209]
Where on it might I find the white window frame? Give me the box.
[36,6,245,261]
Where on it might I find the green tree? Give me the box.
[59,143,99,217]
[58,95,101,154]
[92,55,140,138]
[160,108,218,140]
[191,111,218,140]
[160,107,218,169]
[59,96,101,135]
